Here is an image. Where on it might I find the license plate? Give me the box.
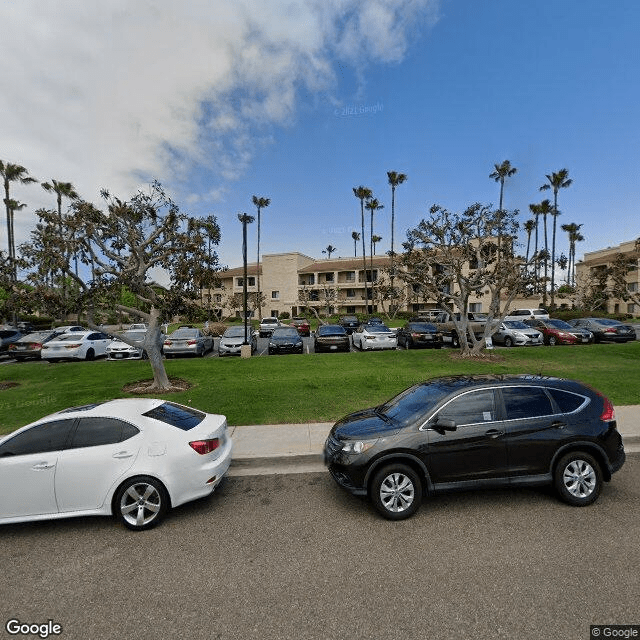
[115,353,123,358]
[581,337,588,343]
[330,345,337,350]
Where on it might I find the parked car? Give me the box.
[268,326,304,355]
[8,330,65,361]
[505,308,550,321]
[106,330,148,360]
[163,327,213,357]
[41,331,112,361]
[524,318,592,345]
[324,375,625,520]
[352,323,397,351]
[491,320,543,347]
[314,324,351,353]
[218,326,258,356]
[397,322,443,349]
[0,329,23,354]
[0,398,232,530]
[259,317,282,338]
[567,317,636,343]
[291,316,311,337]
[129,323,149,331]
[55,325,87,333]
[339,315,360,334]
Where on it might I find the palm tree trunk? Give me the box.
[361,201,367,313]
[256,207,261,321]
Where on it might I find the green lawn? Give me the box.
[1,341,640,435]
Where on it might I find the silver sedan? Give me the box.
[218,326,257,356]
[492,320,543,347]
[163,327,213,358]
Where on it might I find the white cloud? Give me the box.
[1,0,438,247]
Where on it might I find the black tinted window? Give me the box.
[548,389,587,414]
[502,387,554,420]
[142,402,205,430]
[71,417,139,448]
[437,390,497,425]
[0,420,75,456]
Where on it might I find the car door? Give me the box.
[55,417,141,512]
[0,419,76,519]
[500,386,567,478]
[425,389,508,485]
[89,332,111,356]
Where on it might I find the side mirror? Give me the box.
[430,417,457,434]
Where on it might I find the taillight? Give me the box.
[189,438,220,455]
[187,339,197,345]
[65,343,81,349]
[600,396,615,422]
[605,328,616,333]
[164,340,171,345]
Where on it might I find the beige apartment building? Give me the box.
[207,251,543,319]
[575,239,640,316]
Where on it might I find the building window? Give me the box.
[236,276,256,287]
[469,303,482,312]
[272,291,279,299]
[236,277,243,287]
[628,282,638,292]
[325,272,334,282]
[627,303,635,314]
[346,306,356,313]
[346,289,356,298]
[345,271,355,282]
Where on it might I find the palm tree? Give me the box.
[251,195,271,320]
[537,199,554,306]
[523,219,536,264]
[372,235,382,255]
[528,203,541,285]
[561,222,584,287]
[351,230,360,257]
[3,199,26,281]
[387,171,407,288]
[1,161,37,271]
[322,244,337,259]
[353,186,372,311]
[489,160,517,253]
[489,160,517,212]
[540,169,572,307]
[365,197,384,305]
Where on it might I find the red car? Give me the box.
[525,318,592,346]
[291,317,311,337]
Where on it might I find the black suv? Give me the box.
[324,375,625,520]
[339,315,360,334]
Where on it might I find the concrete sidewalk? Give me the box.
[227,406,640,476]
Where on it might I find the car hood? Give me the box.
[270,334,301,343]
[221,335,246,345]
[332,407,401,439]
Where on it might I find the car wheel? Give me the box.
[548,335,558,346]
[370,464,422,520]
[406,338,414,350]
[504,336,513,348]
[85,348,95,361]
[114,476,169,531]
[451,332,460,348]
[554,452,602,506]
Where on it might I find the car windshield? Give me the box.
[365,324,392,333]
[55,334,88,342]
[533,309,548,316]
[171,328,198,338]
[406,322,436,332]
[122,331,146,342]
[223,327,246,338]
[273,328,299,337]
[547,319,572,329]
[378,383,450,427]
[342,316,358,322]
[595,318,620,326]
[142,401,205,430]
[20,332,54,342]
[504,321,529,329]
[262,318,278,324]
[318,325,346,336]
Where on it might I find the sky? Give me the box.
[2,0,639,277]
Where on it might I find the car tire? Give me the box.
[451,332,460,348]
[406,338,413,350]
[85,348,95,361]
[114,476,169,531]
[548,336,558,346]
[554,452,602,506]
[370,464,423,520]
[504,336,513,347]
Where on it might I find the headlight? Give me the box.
[341,439,378,454]
[514,332,527,339]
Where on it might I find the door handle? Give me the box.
[551,421,567,429]
[113,452,133,459]
[32,462,55,470]
[485,429,504,438]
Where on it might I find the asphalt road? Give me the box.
[1,455,638,640]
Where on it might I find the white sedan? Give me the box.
[352,323,398,350]
[41,330,112,361]
[0,399,233,530]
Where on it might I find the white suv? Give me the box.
[505,308,550,321]
[259,317,281,337]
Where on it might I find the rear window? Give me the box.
[142,402,205,430]
[502,387,555,420]
[318,325,346,336]
[548,389,587,413]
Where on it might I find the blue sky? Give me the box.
[2,0,639,276]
